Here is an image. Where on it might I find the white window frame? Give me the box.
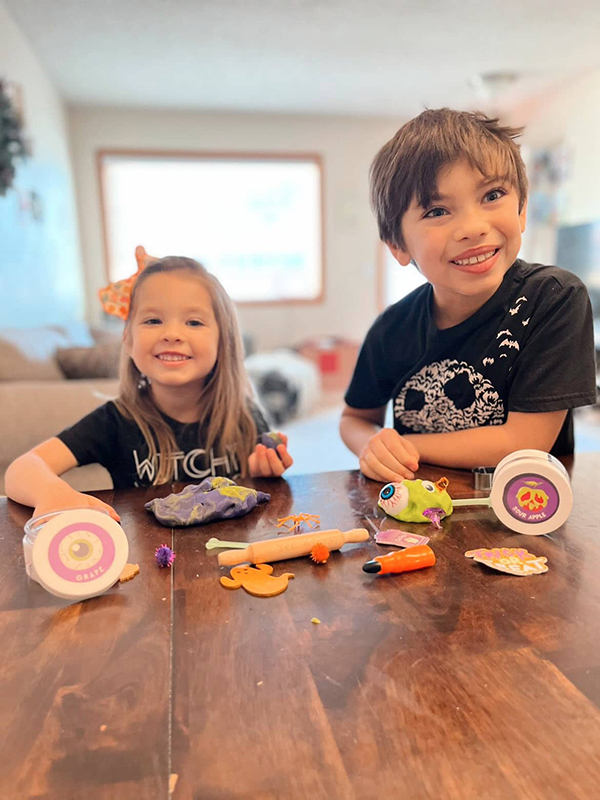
[98,149,325,305]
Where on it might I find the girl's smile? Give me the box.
[126,271,220,397]
[155,351,193,364]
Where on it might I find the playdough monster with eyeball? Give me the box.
[378,477,453,528]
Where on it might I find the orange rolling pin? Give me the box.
[218,528,369,566]
[362,544,436,575]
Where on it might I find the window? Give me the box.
[98,151,323,303]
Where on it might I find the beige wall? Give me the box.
[0,1,84,328]
[68,106,401,351]
[506,69,600,271]
[513,68,600,227]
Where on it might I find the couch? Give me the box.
[0,324,320,495]
[0,323,121,493]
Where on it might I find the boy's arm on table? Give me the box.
[4,438,120,520]
[341,406,567,479]
[403,409,568,469]
[340,405,420,482]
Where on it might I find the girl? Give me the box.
[5,256,293,521]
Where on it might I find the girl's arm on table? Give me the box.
[4,438,120,520]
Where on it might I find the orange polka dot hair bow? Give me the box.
[98,245,156,320]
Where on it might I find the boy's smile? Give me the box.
[450,245,500,273]
[389,159,527,327]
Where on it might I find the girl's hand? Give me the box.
[33,485,120,523]
[248,433,293,478]
[359,428,420,483]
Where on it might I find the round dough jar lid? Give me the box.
[31,509,129,600]
[490,451,572,535]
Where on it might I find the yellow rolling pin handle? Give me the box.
[217,528,370,566]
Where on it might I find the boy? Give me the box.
[340,109,597,483]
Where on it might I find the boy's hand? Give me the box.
[359,428,420,483]
[33,485,120,523]
[248,433,293,478]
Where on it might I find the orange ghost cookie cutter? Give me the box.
[220,564,295,597]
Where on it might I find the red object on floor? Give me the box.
[319,351,338,373]
[296,338,360,391]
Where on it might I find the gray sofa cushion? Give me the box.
[57,341,121,379]
[0,323,95,381]
[0,379,120,465]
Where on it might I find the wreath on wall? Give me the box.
[0,79,28,196]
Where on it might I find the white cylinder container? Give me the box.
[23,508,129,600]
[489,449,572,535]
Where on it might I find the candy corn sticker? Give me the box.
[465,547,548,576]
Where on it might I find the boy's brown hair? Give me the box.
[370,108,528,250]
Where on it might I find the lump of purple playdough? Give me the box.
[145,477,271,527]
[260,431,284,449]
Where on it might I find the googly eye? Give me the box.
[421,481,436,493]
[380,483,396,500]
[378,482,409,514]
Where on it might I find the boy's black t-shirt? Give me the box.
[57,401,270,489]
[345,260,597,456]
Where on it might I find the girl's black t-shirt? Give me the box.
[57,401,269,489]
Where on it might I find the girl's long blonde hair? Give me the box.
[115,256,258,485]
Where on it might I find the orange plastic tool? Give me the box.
[362,544,435,575]
[220,564,295,597]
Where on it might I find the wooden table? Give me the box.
[2,455,600,799]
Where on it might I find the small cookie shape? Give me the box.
[119,563,140,582]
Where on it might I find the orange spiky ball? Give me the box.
[310,543,330,564]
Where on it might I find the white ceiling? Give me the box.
[6,0,600,116]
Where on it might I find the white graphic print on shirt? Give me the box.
[133,447,240,483]
[481,295,529,367]
[499,338,520,351]
[394,359,505,433]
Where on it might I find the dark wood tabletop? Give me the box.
[2,454,600,799]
